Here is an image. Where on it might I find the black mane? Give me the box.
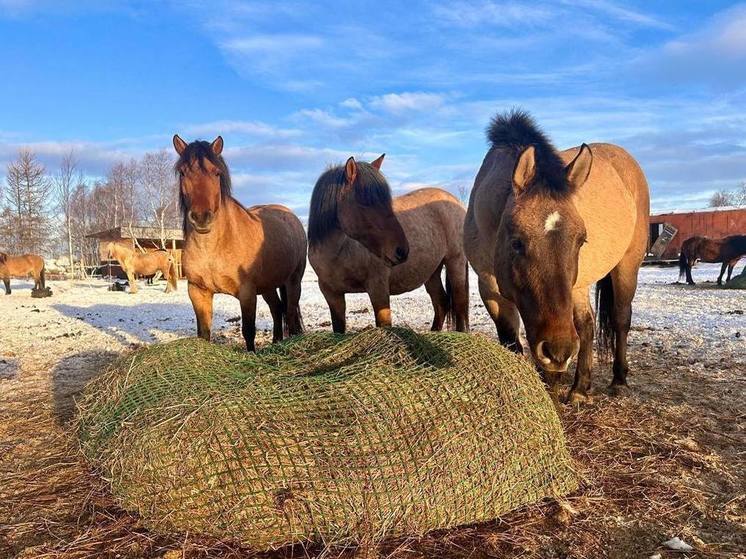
[174,140,232,232]
[486,109,569,193]
[308,161,392,245]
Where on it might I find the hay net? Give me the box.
[76,328,577,550]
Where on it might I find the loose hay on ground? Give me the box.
[75,328,577,550]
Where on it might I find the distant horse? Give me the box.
[464,110,650,403]
[173,135,307,352]
[308,155,469,333]
[0,253,45,295]
[106,243,177,294]
[678,235,746,285]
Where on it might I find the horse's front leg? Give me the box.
[367,279,392,328]
[238,284,258,352]
[3,278,10,295]
[188,282,213,341]
[568,289,594,405]
[717,262,728,285]
[319,281,346,334]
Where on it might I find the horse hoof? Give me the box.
[608,383,631,397]
[567,390,593,406]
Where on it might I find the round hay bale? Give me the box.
[725,269,746,289]
[76,328,577,550]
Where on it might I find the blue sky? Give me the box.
[1,0,745,217]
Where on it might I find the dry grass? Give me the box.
[1,339,744,559]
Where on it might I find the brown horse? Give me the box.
[308,155,469,333]
[464,110,650,403]
[173,135,307,351]
[106,242,177,294]
[0,253,45,295]
[679,235,746,285]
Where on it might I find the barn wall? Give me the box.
[650,209,746,258]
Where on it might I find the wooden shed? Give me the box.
[648,206,746,260]
[86,225,185,277]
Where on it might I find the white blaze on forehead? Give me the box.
[544,211,562,233]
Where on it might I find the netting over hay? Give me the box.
[76,328,577,550]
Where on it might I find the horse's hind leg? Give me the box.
[238,284,258,352]
[568,289,594,405]
[727,259,738,282]
[718,262,728,285]
[262,290,284,343]
[3,278,10,295]
[608,262,640,391]
[424,264,448,331]
[445,255,470,332]
[478,275,522,353]
[686,259,695,285]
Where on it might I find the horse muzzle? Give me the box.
[533,339,580,372]
[188,210,215,234]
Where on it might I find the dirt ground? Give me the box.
[0,264,744,558]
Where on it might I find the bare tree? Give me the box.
[140,150,178,248]
[456,184,470,205]
[55,150,81,272]
[709,190,735,207]
[2,150,52,254]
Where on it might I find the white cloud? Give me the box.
[369,92,447,114]
[183,120,301,139]
[432,1,554,28]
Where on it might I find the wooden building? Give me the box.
[86,224,185,277]
[648,206,746,259]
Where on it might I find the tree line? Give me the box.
[0,149,179,271]
[709,183,746,208]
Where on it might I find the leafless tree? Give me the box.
[709,190,734,208]
[456,184,470,205]
[2,150,52,254]
[54,150,81,271]
[140,150,178,248]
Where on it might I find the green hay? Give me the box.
[76,328,577,550]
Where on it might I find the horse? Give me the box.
[172,135,307,352]
[105,242,177,294]
[678,235,746,285]
[0,253,45,295]
[464,110,650,404]
[308,155,469,333]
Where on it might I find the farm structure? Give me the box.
[86,225,184,278]
[648,206,746,259]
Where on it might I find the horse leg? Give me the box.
[125,268,138,294]
[717,262,727,285]
[727,259,738,282]
[3,278,10,295]
[188,282,213,341]
[424,264,448,331]
[238,284,258,352]
[319,281,346,334]
[262,290,284,343]
[608,265,639,392]
[284,270,304,337]
[568,289,594,405]
[445,255,470,332]
[478,275,522,353]
[367,280,392,328]
[686,258,695,285]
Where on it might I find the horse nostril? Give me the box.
[395,246,409,263]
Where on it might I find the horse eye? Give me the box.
[510,238,525,254]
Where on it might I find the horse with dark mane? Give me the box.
[173,135,307,351]
[678,235,746,285]
[308,155,469,333]
[106,243,177,294]
[464,110,650,403]
[0,253,45,295]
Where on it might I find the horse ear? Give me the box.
[512,145,536,195]
[344,157,358,185]
[371,153,385,170]
[173,134,187,156]
[565,143,593,190]
[211,136,224,156]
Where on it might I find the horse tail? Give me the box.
[39,263,46,289]
[678,249,688,282]
[279,285,289,338]
[595,273,615,361]
[167,256,178,291]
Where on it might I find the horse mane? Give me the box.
[308,161,392,246]
[174,140,232,232]
[486,109,569,194]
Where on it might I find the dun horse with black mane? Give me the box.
[0,253,45,295]
[173,135,306,351]
[464,110,650,403]
[678,235,746,285]
[308,155,469,333]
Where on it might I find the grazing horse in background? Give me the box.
[0,253,45,295]
[173,135,307,352]
[464,110,650,403]
[309,155,469,333]
[106,242,177,294]
[678,235,746,285]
